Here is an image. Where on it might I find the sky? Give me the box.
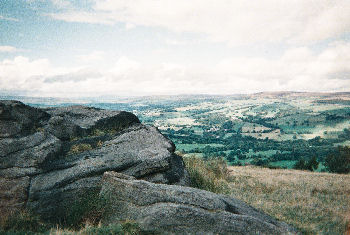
[0,0,350,97]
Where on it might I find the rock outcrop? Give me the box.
[1,100,298,234]
[101,171,298,235]
[0,100,188,220]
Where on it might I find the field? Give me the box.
[227,166,350,235]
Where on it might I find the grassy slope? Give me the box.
[228,166,350,235]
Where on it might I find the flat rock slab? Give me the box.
[101,171,299,235]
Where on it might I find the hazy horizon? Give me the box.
[1,0,350,97]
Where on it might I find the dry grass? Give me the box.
[47,220,141,235]
[183,155,230,194]
[0,212,142,235]
[228,166,350,234]
[68,143,93,155]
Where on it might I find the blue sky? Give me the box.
[0,0,349,97]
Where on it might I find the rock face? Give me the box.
[101,171,298,235]
[0,100,188,220]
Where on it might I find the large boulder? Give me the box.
[0,100,188,220]
[101,171,299,235]
[27,125,189,219]
[0,100,49,138]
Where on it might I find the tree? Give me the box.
[305,156,319,171]
[324,147,350,174]
[222,121,233,130]
[294,156,319,171]
[294,159,306,170]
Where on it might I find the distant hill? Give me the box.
[246,91,350,99]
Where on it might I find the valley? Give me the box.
[5,92,350,172]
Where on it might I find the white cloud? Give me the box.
[0,46,19,53]
[0,56,73,92]
[1,42,349,97]
[217,41,350,84]
[51,0,71,8]
[165,39,188,46]
[48,11,115,25]
[43,68,102,83]
[48,0,350,45]
[76,51,106,64]
[125,23,135,30]
[0,15,19,22]
[109,57,140,74]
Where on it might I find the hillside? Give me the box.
[227,166,350,234]
[3,92,350,172]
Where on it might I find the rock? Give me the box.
[45,106,140,137]
[0,100,49,138]
[0,177,30,216]
[46,116,82,141]
[27,125,189,219]
[0,100,188,220]
[101,171,298,235]
[0,132,62,174]
[0,100,297,234]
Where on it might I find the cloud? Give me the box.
[125,23,135,30]
[47,0,350,45]
[0,15,19,22]
[109,57,140,74]
[44,69,102,83]
[1,42,349,97]
[0,56,72,92]
[76,51,106,64]
[0,46,19,53]
[48,11,115,25]
[217,41,350,85]
[51,0,71,9]
[165,39,189,46]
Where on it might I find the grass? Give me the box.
[176,143,225,152]
[46,221,142,235]
[0,211,49,234]
[61,191,107,228]
[68,144,92,155]
[183,155,231,194]
[228,165,350,235]
[268,160,298,169]
[0,190,148,234]
[0,221,142,235]
[183,155,350,234]
[0,192,147,235]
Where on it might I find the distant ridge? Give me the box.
[245,91,350,99]
[1,91,350,104]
